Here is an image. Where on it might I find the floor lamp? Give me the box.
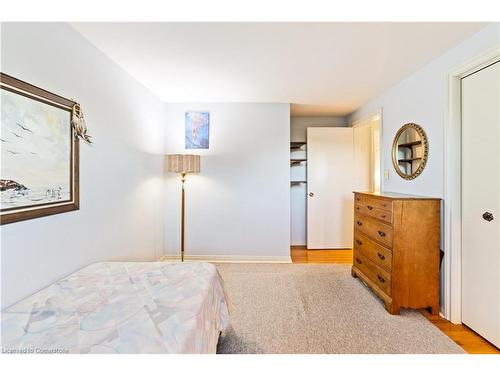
[167,154,200,262]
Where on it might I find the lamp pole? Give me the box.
[180,172,186,262]
[167,154,199,262]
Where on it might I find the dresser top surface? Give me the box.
[354,191,441,200]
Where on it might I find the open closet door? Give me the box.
[307,127,354,249]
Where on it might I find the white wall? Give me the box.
[1,23,166,309]
[290,116,347,246]
[348,23,500,308]
[290,116,348,142]
[349,24,500,197]
[163,103,290,259]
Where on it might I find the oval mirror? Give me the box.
[392,123,429,180]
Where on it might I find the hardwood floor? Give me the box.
[291,246,500,354]
[419,309,500,354]
[291,247,353,264]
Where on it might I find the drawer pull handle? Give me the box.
[357,221,363,226]
[367,205,374,210]
[356,206,360,210]
[380,215,386,218]
[377,252,385,260]
[381,203,387,207]
[378,230,386,237]
[377,275,385,283]
[355,258,362,264]
[355,239,362,246]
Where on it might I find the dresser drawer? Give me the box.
[354,230,392,271]
[354,194,363,205]
[355,204,392,224]
[360,195,393,213]
[354,214,393,248]
[353,251,392,296]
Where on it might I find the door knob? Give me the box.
[483,212,494,222]
[309,192,314,197]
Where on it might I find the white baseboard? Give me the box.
[160,254,292,263]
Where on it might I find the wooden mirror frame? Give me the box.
[0,73,79,225]
[391,123,429,180]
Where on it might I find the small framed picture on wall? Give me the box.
[185,111,209,149]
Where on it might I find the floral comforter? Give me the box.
[1,262,229,353]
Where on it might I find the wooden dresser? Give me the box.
[351,191,441,315]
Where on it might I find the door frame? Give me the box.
[444,47,500,323]
[350,109,384,192]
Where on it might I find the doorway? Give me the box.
[352,112,382,193]
[290,114,382,250]
[305,113,382,249]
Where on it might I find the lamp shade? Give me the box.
[167,154,200,174]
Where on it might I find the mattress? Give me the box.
[1,262,229,354]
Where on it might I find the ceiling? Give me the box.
[72,22,486,116]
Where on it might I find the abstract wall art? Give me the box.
[185,111,209,149]
[0,73,80,224]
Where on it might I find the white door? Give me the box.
[461,61,500,348]
[307,128,354,249]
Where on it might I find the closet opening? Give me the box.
[290,112,382,255]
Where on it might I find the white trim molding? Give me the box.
[159,254,293,263]
[350,108,384,192]
[444,46,500,323]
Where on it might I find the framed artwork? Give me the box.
[185,111,209,149]
[0,73,79,225]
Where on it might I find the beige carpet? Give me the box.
[215,263,464,354]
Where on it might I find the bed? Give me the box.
[1,261,229,354]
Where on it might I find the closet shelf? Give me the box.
[290,141,307,150]
[290,159,307,165]
[290,180,307,184]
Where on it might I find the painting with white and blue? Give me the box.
[185,111,209,149]
[1,89,72,211]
